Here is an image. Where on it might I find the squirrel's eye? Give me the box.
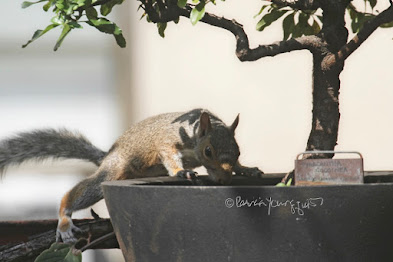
[204,146,212,158]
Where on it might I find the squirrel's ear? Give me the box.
[230,114,240,133]
[198,112,212,137]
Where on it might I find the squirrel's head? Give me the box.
[196,112,240,185]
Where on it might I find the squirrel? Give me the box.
[0,108,263,243]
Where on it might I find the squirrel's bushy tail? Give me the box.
[0,129,107,175]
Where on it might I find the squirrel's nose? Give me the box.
[221,163,233,172]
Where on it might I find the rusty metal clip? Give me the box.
[295,151,364,186]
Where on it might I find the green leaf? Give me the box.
[86,18,126,47]
[86,7,98,20]
[254,4,269,19]
[55,0,65,10]
[22,23,59,48]
[352,13,375,33]
[292,22,303,38]
[348,7,356,20]
[290,12,311,37]
[43,0,54,11]
[304,24,314,35]
[256,9,286,32]
[53,0,75,14]
[177,0,187,8]
[51,15,65,25]
[114,34,126,47]
[157,22,167,37]
[64,249,82,262]
[100,2,113,16]
[69,21,83,29]
[351,12,361,33]
[311,19,320,34]
[34,242,81,262]
[21,0,46,9]
[348,7,376,34]
[76,0,87,6]
[100,0,122,16]
[190,2,205,25]
[282,12,295,40]
[54,23,71,51]
[276,178,292,187]
[298,12,309,26]
[380,20,393,28]
[87,18,118,34]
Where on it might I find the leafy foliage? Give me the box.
[254,0,393,41]
[181,0,224,26]
[255,4,322,40]
[34,242,82,262]
[276,178,292,187]
[22,0,126,51]
[21,0,393,49]
[347,1,393,34]
[139,0,224,38]
[190,1,206,26]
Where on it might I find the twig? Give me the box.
[79,232,116,252]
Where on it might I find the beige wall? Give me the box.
[121,0,393,173]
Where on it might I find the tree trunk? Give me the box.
[306,54,343,155]
[305,2,348,157]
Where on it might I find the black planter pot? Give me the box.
[102,173,393,262]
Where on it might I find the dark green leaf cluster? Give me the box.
[139,0,174,38]
[348,7,374,33]
[347,1,393,33]
[254,1,393,41]
[22,0,126,50]
[255,4,321,40]
[34,242,81,262]
[140,0,224,38]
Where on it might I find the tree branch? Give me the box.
[140,1,322,61]
[247,35,323,61]
[180,7,322,61]
[268,0,320,10]
[324,3,393,69]
[0,219,118,262]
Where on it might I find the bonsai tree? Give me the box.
[21,0,393,162]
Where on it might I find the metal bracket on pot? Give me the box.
[294,151,364,186]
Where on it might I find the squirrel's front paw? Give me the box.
[176,169,198,181]
[236,167,264,178]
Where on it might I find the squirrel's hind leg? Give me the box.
[56,169,109,243]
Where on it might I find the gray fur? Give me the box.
[0,129,106,174]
